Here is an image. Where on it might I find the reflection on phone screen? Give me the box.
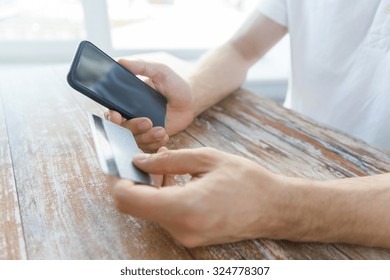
[73,42,167,127]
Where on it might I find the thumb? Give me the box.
[133,148,218,175]
[118,59,168,84]
[118,59,183,102]
[111,180,181,220]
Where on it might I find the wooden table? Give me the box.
[1,56,390,260]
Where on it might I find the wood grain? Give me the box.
[57,66,346,259]
[186,89,390,259]
[0,65,192,259]
[0,90,26,260]
[61,75,260,260]
[1,60,389,259]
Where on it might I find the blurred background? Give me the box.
[0,0,290,102]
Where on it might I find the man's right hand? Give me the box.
[105,59,194,152]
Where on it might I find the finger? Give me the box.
[144,77,157,90]
[118,59,168,83]
[107,110,124,124]
[134,126,168,144]
[135,131,169,153]
[107,175,121,186]
[107,175,130,197]
[156,147,176,186]
[121,117,153,136]
[150,147,169,187]
[157,146,168,153]
[163,174,175,187]
[137,135,169,153]
[111,179,183,220]
[133,148,219,175]
[151,173,163,188]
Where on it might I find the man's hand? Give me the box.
[105,59,194,152]
[107,147,390,248]
[108,148,296,247]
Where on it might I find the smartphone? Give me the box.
[67,41,167,127]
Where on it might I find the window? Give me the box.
[0,0,85,40]
[0,0,259,62]
[0,0,86,62]
[108,0,257,54]
[0,0,289,103]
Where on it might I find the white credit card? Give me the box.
[88,113,154,186]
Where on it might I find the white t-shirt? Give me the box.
[257,0,390,151]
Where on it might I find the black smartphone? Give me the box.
[67,41,167,127]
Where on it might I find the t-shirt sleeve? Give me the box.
[257,0,288,27]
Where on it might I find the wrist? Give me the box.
[277,177,320,242]
[253,174,318,242]
[270,177,358,245]
[186,78,202,118]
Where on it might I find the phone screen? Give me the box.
[70,41,167,127]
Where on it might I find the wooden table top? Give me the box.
[1,58,390,260]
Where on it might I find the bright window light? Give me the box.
[107,0,258,50]
[0,0,85,40]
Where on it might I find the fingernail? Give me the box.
[134,153,151,162]
[153,129,165,139]
[138,120,149,130]
[157,146,167,152]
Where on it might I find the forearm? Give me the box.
[187,11,287,117]
[187,42,251,117]
[281,174,390,248]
